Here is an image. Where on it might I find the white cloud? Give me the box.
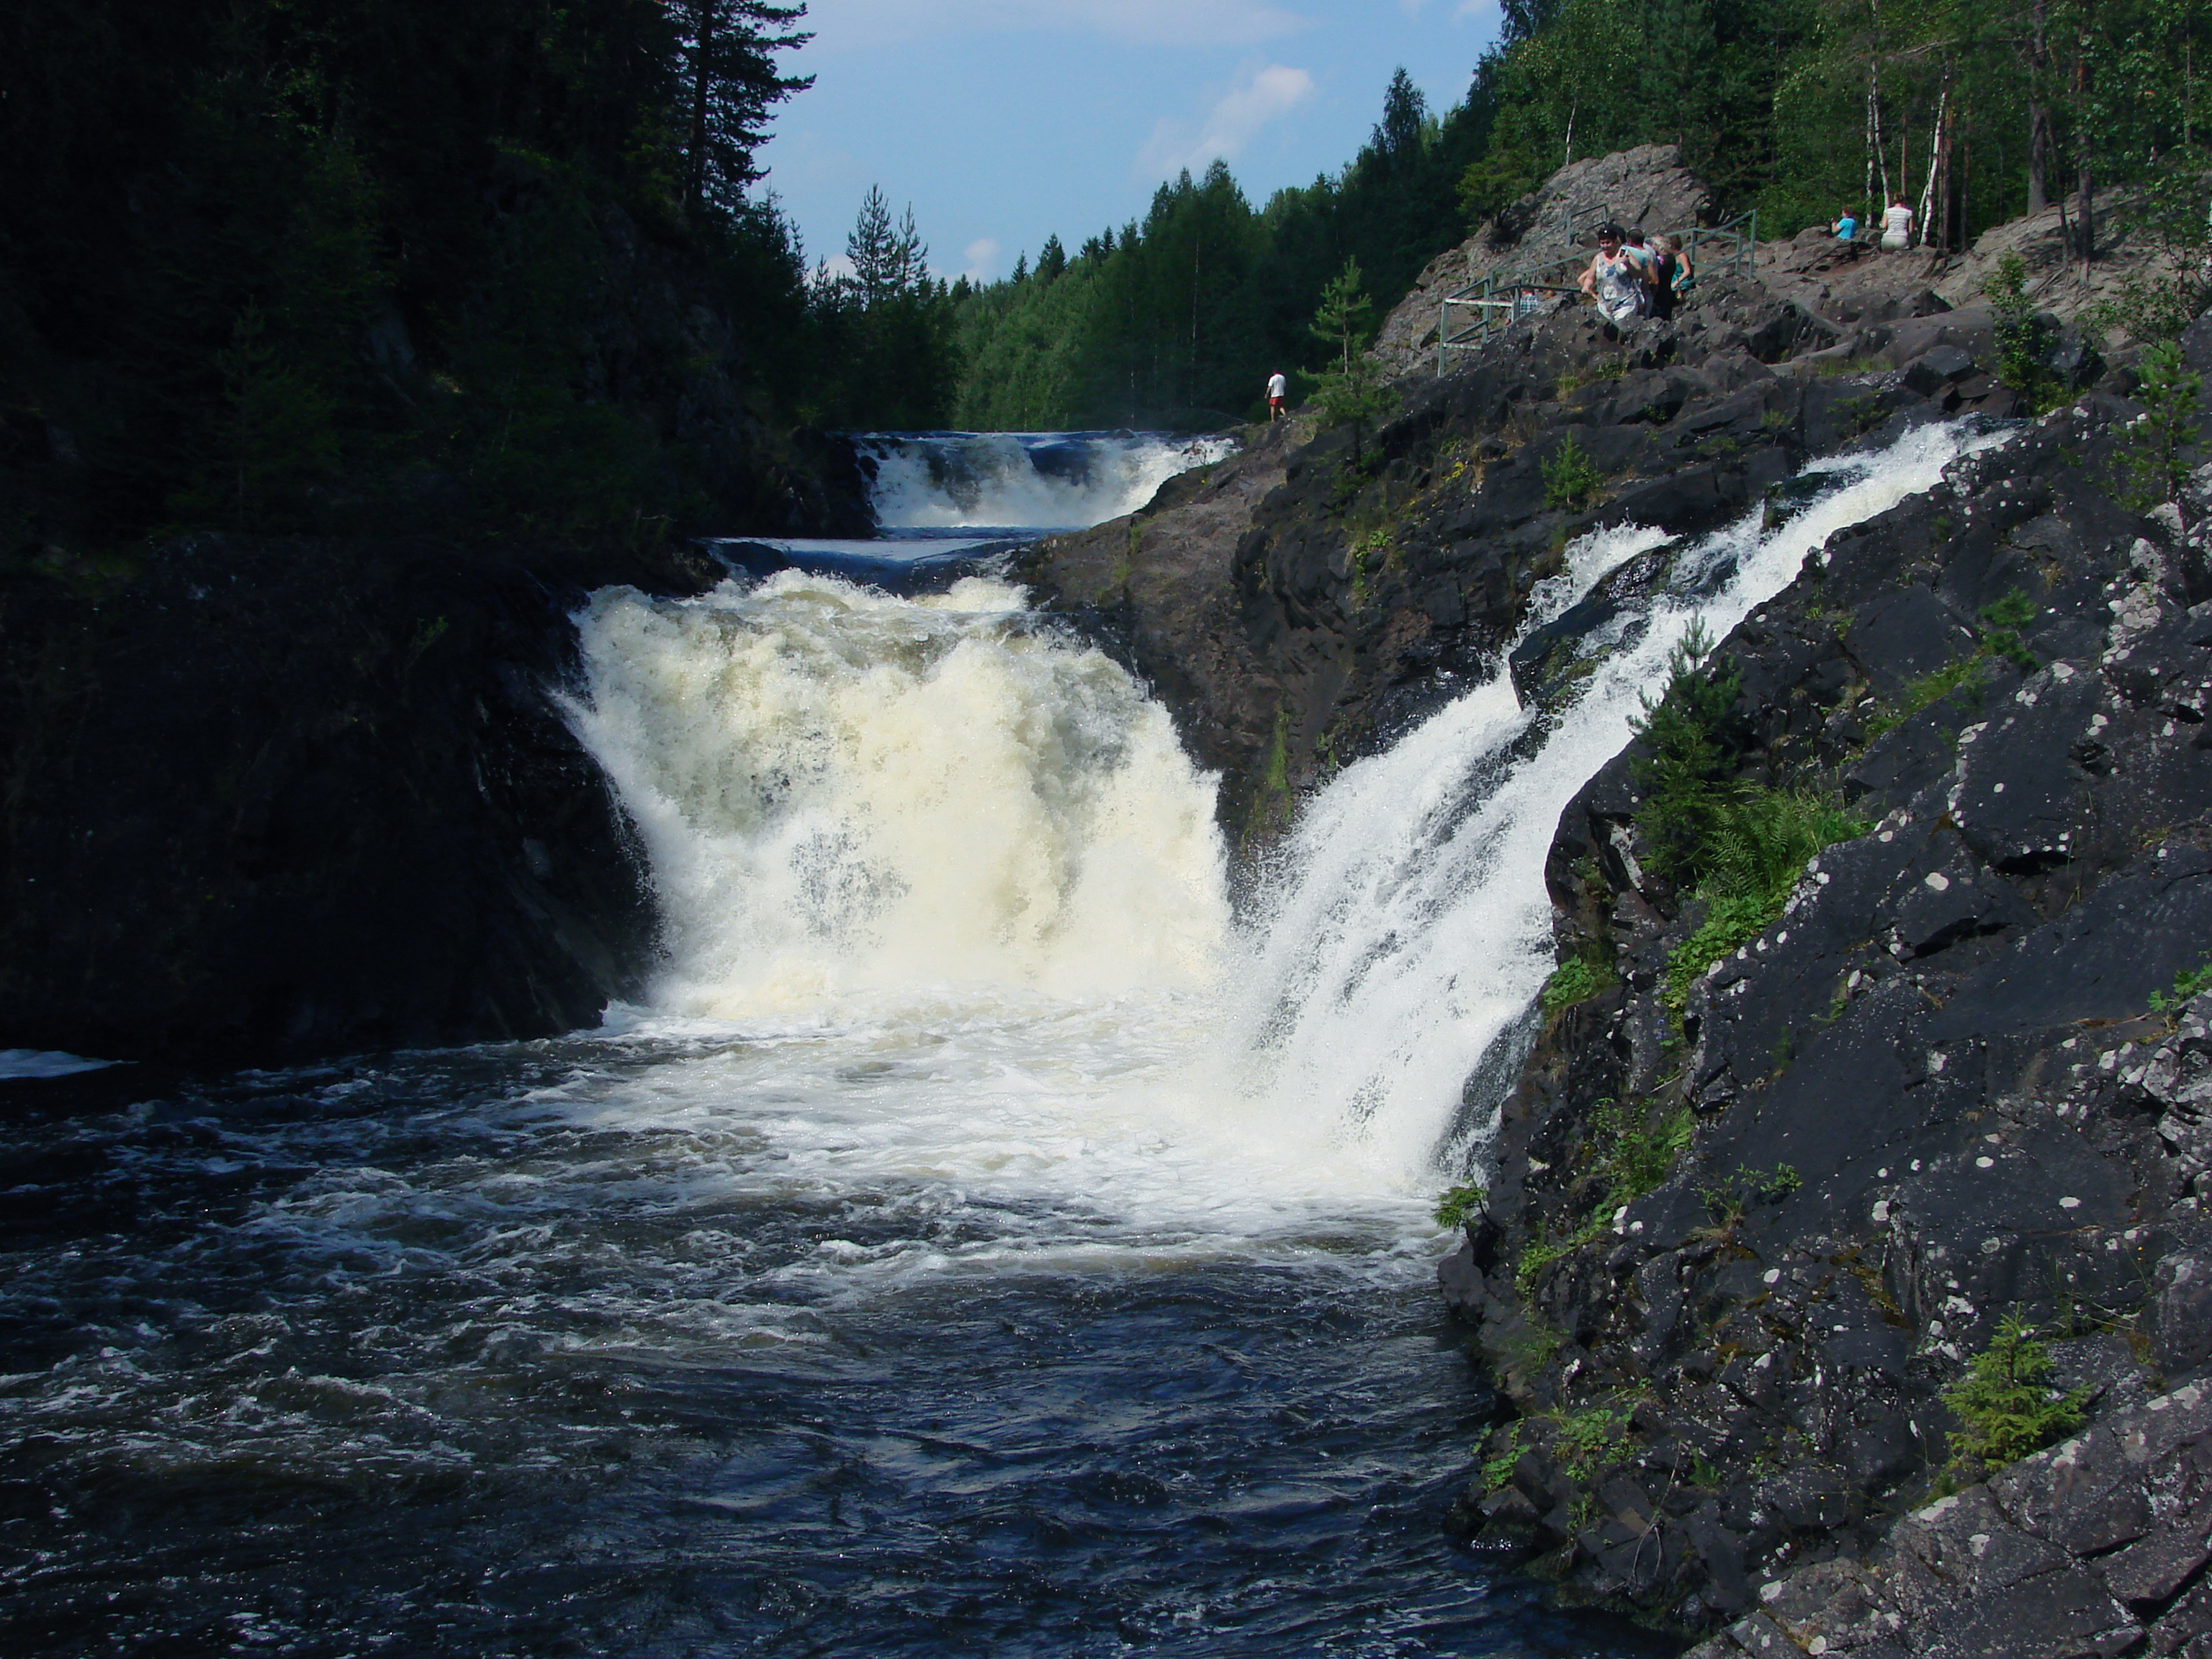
[809,0,1309,49]
[961,238,1003,281]
[1141,63,1316,179]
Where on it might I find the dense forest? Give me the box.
[0,0,948,547]
[953,0,2212,429]
[3,0,2206,540]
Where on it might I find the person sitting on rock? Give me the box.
[1267,369,1287,421]
[1580,222,1649,323]
[1881,194,1915,250]
[1833,208,1859,242]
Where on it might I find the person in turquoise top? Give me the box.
[1833,210,1858,241]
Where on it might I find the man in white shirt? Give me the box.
[1267,371,1288,421]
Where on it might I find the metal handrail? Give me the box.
[1436,209,1759,374]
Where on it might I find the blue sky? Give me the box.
[760,0,1506,286]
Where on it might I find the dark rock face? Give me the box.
[1439,382,2212,1640]
[0,535,720,1066]
[1018,281,2023,850]
[1682,1380,2212,1659]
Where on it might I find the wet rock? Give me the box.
[0,534,720,1066]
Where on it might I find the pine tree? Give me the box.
[673,0,814,217]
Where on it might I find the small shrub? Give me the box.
[2151,960,2212,1014]
[1978,590,2042,670]
[1542,431,1605,509]
[1984,254,2067,415]
[1590,1098,1696,1208]
[1545,1398,1637,1482]
[1630,619,1746,883]
[1542,956,1607,1012]
[1661,791,1868,1015]
[1434,1182,1490,1229]
[1480,1424,1524,1491]
[1943,1310,2090,1478]
[1699,1162,1803,1228]
[2119,341,2203,511]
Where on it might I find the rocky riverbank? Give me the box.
[0,533,728,1068]
[1016,146,2210,1652]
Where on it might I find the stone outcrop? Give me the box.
[1372,145,1717,381]
[0,534,721,1066]
[1684,1381,2212,1659]
[1435,335,2212,1645]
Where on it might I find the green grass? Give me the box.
[1861,590,2042,741]
[1541,956,1610,1012]
[1661,790,1869,1016]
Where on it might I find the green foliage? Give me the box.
[1542,956,1608,1011]
[1630,619,1746,883]
[1984,256,2067,415]
[1943,1310,2090,1478]
[1308,259,1396,465]
[2150,961,2212,1013]
[1435,1182,1491,1229]
[1591,1098,1697,1208]
[1699,1162,1802,1228]
[1542,432,1606,509]
[1479,1424,1525,1492]
[1863,590,2043,739]
[1544,1398,1637,1483]
[1979,591,2043,671]
[1662,791,1869,1016]
[2119,341,2204,511]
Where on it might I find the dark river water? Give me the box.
[0,1048,1667,1659]
[1,424,1999,1656]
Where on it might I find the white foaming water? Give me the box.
[564,419,2006,1259]
[862,432,1236,530]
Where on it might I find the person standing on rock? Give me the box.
[1267,370,1287,421]
[1647,235,1685,320]
[1881,194,1915,250]
[1579,223,1649,323]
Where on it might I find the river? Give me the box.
[0,423,1997,1657]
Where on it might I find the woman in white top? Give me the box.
[1881,195,1915,250]
[1579,222,1648,323]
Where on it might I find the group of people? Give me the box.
[1833,195,1917,249]
[1577,222,1694,325]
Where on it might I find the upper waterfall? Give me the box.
[858,432,1236,533]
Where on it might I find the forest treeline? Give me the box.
[4,0,2206,548]
[951,0,2212,429]
[1,0,944,544]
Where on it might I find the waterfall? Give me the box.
[565,418,2006,1207]
[1225,418,2008,1179]
[859,432,1237,532]
[563,575,1231,1017]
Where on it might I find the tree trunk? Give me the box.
[2026,0,2052,212]
[2074,0,2095,276]
[686,1,717,215]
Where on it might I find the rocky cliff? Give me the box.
[0,534,721,1066]
[1442,377,2212,1642]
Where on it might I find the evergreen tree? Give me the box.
[671,0,814,217]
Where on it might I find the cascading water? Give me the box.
[859,431,1238,534]
[0,418,2006,1658]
